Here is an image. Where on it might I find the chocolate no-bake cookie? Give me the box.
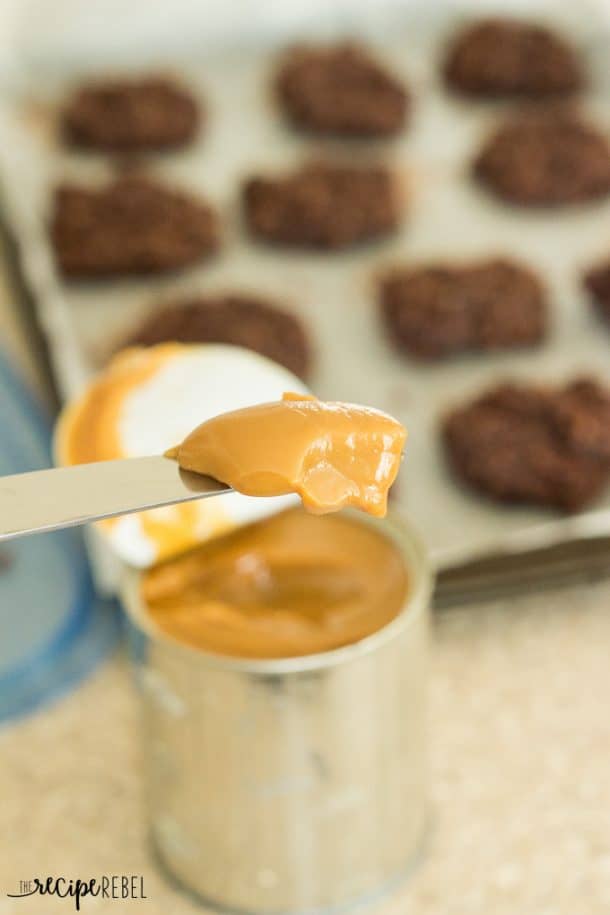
[121,294,311,378]
[443,377,610,512]
[474,110,610,207]
[379,258,547,359]
[62,76,200,152]
[243,161,401,250]
[444,18,584,98]
[51,175,220,278]
[584,257,610,325]
[276,43,410,137]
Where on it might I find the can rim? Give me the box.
[121,510,433,676]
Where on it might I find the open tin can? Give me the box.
[122,511,432,913]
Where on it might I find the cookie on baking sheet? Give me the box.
[120,294,312,379]
[51,175,220,278]
[444,18,584,99]
[379,258,547,359]
[276,42,410,137]
[62,76,200,152]
[442,378,610,512]
[584,257,610,326]
[243,161,401,250]
[474,110,610,206]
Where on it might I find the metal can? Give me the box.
[121,512,432,913]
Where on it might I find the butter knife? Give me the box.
[0,456,231,542]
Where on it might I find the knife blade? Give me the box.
[0,455,231,541]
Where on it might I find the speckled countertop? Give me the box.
[3,579,610,915]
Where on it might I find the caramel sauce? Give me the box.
[142,508,409,659]
[167,392,406,517]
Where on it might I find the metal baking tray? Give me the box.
[1,0,609,588]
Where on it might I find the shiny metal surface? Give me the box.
[0,456,230,541]
[122,513,432,914]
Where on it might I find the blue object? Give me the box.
[0,350,120,723]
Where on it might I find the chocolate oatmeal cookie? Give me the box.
[243,161,401,250]
[62,76,200,152]
[474,110,610,206]
[51,175,220,278]
[276,43,409,137]
[584,257,610,325]
[443,377,610,512]
[121,295,311,378]
[444,19,584,98]
[379,258,547,359]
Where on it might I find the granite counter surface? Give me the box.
[2,580,610,914]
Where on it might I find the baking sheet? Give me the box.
[1,0,610,573]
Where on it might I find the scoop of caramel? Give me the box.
[166,392,406,517]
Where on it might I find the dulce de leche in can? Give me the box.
[142,508,410,660]
[151,391,409,659]
[121,385,430,913]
